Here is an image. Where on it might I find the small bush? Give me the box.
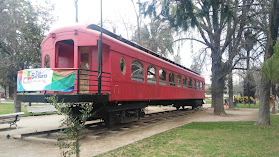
[234,96,255,103]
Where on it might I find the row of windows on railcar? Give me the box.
[120,58,203,91]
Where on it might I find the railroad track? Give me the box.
[20,108,204,142]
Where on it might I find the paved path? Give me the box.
[0,105,259,157]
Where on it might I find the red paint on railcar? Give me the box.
[41,24,205,102]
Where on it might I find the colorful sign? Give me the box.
[17,68,76,92]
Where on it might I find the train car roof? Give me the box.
[87,24,200,76]
[46,24,201,76]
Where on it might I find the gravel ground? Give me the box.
[0,105,259,157]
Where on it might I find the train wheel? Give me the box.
[140,108,145,118]
[105,111,118,126]
[192,104,198,110]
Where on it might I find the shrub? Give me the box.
[234,96,255,103]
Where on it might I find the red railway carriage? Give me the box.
[17,24,205,125]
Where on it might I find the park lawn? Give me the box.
[205,99,211,104]
[0,102,55,115]
[205,99,260,109]
[235,102,279,113]
[235,102,260,109]
[0,103,16,115]
[98,115,279,157]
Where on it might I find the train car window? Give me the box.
[131,60,144,82]
[159,69,167,85]
[183,76,187,88]
[169,72,175,86]
[193,80,196,89]
[188,78,192,88]
[147,66,157,84]
[197,81,200,90]
[200,82,203,90]
[120,57,126,75]
[177,75,182,87]
[44,54,50,68]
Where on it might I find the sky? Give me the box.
[32,0,211,83]
[50,0,139,35]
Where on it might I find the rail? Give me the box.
[75,68,111,94]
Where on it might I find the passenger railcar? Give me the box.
[17,24,205,125]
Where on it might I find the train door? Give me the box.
[79,47,91,93]
[56,40,74,68]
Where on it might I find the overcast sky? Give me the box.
[49,0,138,34]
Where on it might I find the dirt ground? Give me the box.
[0,105,259,157]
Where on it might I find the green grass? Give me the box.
[0,102,55,116]
[235,102,260,109]
[205,98,212,104]
[205,99,260,109]
[98,115,279,157]
[0,103,15,115]
[234,102,279,113]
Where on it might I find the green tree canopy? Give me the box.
[131,19,175,57]
[0,0,54,94]
[243,71,257,100]
[263,42,279,83]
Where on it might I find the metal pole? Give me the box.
[77,69,80,93]
[98,0,103,94]
[75,0,78,23]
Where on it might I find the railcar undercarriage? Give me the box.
[17,93,203,126]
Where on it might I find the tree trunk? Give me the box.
[275,95,279,114]
[6,85,10,99]
[14,89,21,113]
[4,85,7,99]
[271,85,276,114]
[271,102,276,114]
[9,85,14,99]
[247,49,251,108]
[255,77,270,125]
[211,50,226,115]
[228,72,235,110]
[247,79,251,108]
[212,78,226,115]
[255,0,279,125]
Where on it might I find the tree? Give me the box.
[47,95,94,157]
[131,19,175,57]
[228,71,235,109]
[0,0,54,111]
[190,47,208,75]
[242,30,258,107]
[143,0,255,115]
[131,0,142,44]
[205,85,212,95]
[243,72,257,104]
[256,0,279,125]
